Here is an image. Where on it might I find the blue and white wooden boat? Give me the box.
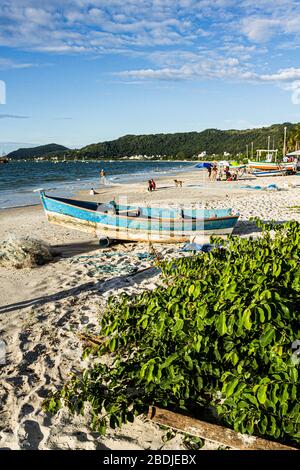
[40,191,239,244]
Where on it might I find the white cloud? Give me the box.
[0,58,36,69]
[282,80,300,105]
[1,1,300,105]
[118,60,300,105]
[241,18,281,42]
[0,114,30,119]
[117,55,252,82]
[260,68,300,82]
[0,0,299,55]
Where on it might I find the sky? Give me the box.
[1,0,300,150]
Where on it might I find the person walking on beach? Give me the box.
[151,178,156,190]
[207,165,212,180]
[224,166,231,181]
[100,169,107,185]
[211,163,218,181]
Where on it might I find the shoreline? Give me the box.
[0,161,195,210]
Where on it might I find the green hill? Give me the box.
[51,123,294,160]
[7,143,69,160]
[10,123,297,161]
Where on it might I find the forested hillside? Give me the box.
[8,123,297,160]
[7,143,69,160]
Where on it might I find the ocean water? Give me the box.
[0,160,194,209]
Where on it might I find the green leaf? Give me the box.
[226,378,239,397]
[188,284,195,296]
[242,309,252,330]
[172,318,184,333]
[216,312,227,336]
[257,307,265,323]
[109,337,117,352]
[259,326,275,347]
[257,384,268,404]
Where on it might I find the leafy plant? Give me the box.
[44,220,300,446]
[182,434,205,450]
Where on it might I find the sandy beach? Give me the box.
[1,169,300,450]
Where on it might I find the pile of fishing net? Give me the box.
[0,236,54,268]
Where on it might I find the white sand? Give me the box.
[0,170,300,450]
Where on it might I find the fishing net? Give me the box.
[70,251,154,277]
[0,236,54,268]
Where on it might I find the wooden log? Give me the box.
[147,406,298,451]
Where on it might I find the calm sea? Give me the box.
[0,160,194,209]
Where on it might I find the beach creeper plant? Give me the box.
[44,220,300,445]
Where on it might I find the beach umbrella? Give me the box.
[194,162,213,169]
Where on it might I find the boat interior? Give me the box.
[43,193,234,221]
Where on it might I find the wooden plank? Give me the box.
[147,406,298,451]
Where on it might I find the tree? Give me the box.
[287,123,300,152]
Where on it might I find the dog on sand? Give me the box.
[174,179,183,187]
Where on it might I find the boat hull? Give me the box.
[253,170,286,177]
[248,161,296,171]
[40,192,239,243]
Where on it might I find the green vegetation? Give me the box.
[7,143,69,160]
[44,220,300,446]
[74,123,292,159]
[72,123,293,159]
[9,122,298,161]
[288,123,300,153]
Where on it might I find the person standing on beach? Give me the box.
[211,163,218,181]
[207,165,212,180]
[100,169,107,185]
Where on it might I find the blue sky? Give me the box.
[1,0,300,151]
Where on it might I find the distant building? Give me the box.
[198,151,207,158]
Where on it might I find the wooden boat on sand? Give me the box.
[248,160,296,172]
[40,192,239,245]
[253,169,287,177]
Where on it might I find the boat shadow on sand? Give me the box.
[51,240,101,259]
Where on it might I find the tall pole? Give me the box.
[283,126,287,159]
[267,136,270,161]
[246,144,248,159]
[251,141,254,160]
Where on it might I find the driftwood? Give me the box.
[147,406,298,451]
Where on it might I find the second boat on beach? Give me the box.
[40,191,239,244]
[248,160,297,172]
